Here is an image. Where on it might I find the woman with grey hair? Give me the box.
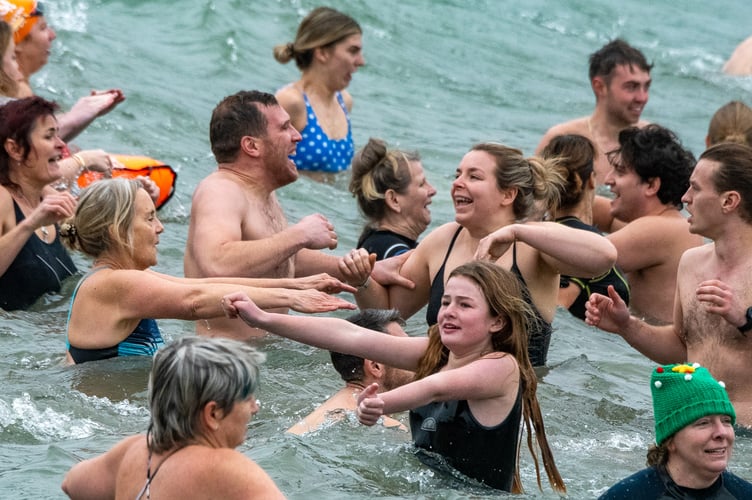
[61,177,354,364]
[62,336,285,499]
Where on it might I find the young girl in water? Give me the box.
[223,260,566,494]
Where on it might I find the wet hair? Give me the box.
[609,124,696,209]
[707,101,752,147]
[60,177,142,258]
[349,137,420,224]
[471,143,567,219]
[330,309,406,383]
[413,261,566,495]
[646,441,671,467]
[147,336,266,454]
[0,96,58,190]
[209,90,279,163]
[701,142,752,223]
[273,7,361,71]
[540,134,595,211]
[588,38,653,85]
[0,21,18,97]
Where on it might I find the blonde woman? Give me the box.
[274,7,364,172]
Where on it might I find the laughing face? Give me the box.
[600,64,651,127]
[261,104,302,187]
[603,153,650,222]
[451,150,507,226]
[130,188,164,269]
[393,160,436,237]
[15,14,56,77]
[23,114,65,184]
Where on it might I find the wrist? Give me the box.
[356,276,371,290]
[737,306,752,335]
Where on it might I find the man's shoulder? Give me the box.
[545,117,590,136]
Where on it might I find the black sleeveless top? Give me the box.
[410,380,522,491]
[357,228,417,260]
[426,226,553,366]
[556,216,630,320]
[0,200,77,310]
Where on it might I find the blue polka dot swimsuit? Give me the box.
[293,92,354,172]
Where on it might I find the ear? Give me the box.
[384,189,401,213]
[489,315,505,334]
[240,136,261,158]
[586,171,596,190]
[592,76,607,98]
[721,190,741,213]
[499,186,518,208]
[202,401,224,431]
[4,138,22,162]
[644,176,661,197]
[705,135,712,149]
[363,359,384,380]
[313,46,330,64]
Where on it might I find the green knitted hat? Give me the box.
[651,363,736,445]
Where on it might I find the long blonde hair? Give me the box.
[414,261,566,494]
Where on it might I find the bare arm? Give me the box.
[476,222,617,277]
[357,355,517,425]
[186,177,338,278]
[61,435,141,500]
[0,189,76,276]
[223,292,427,370]
[57,90,126,142]
[585,285,687,363]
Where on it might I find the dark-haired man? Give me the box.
[536,39,652,185]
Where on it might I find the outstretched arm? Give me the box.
[57,90,126,142]
[223,292,426,370]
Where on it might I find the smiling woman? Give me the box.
[273,6,364,173]
[599,363,752,499]
[0,96,78,310]
[59,177,355,364]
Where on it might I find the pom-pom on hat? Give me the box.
[651,363,736,445]
[1,0,42,44]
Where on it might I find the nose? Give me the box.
[356,53,365,67]
[427,181,437,197]
[635,86,648,103]
[54,135,65,149]
[156,217,165,234]
[250,398,259,415]
[603,168,615,186]
[292,126,302,143]
[681,188,691,204]
[49,27,57,41]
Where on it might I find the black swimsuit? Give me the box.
[0,200,77,310]
[426,226,553,366]
[410,380,522,491]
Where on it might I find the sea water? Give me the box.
[1,0,751,497]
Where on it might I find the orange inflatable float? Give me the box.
[77,155,177,209]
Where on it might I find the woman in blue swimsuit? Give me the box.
[273,7,364,173]
[61,178,355,364]
[224,261,567,493]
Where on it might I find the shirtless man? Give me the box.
[586,143,752,426]
[597,124,702,324]
[185,90,405,340]
[723,35,752,76]
[287,309,412,435]
[536,39,652,185]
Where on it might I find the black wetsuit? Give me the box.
[357,228,416,261]
[0,200,77,310]
[410,381,522,491]
[598,465,752,499]
[556,216,630,320]
[426,227,553,366]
